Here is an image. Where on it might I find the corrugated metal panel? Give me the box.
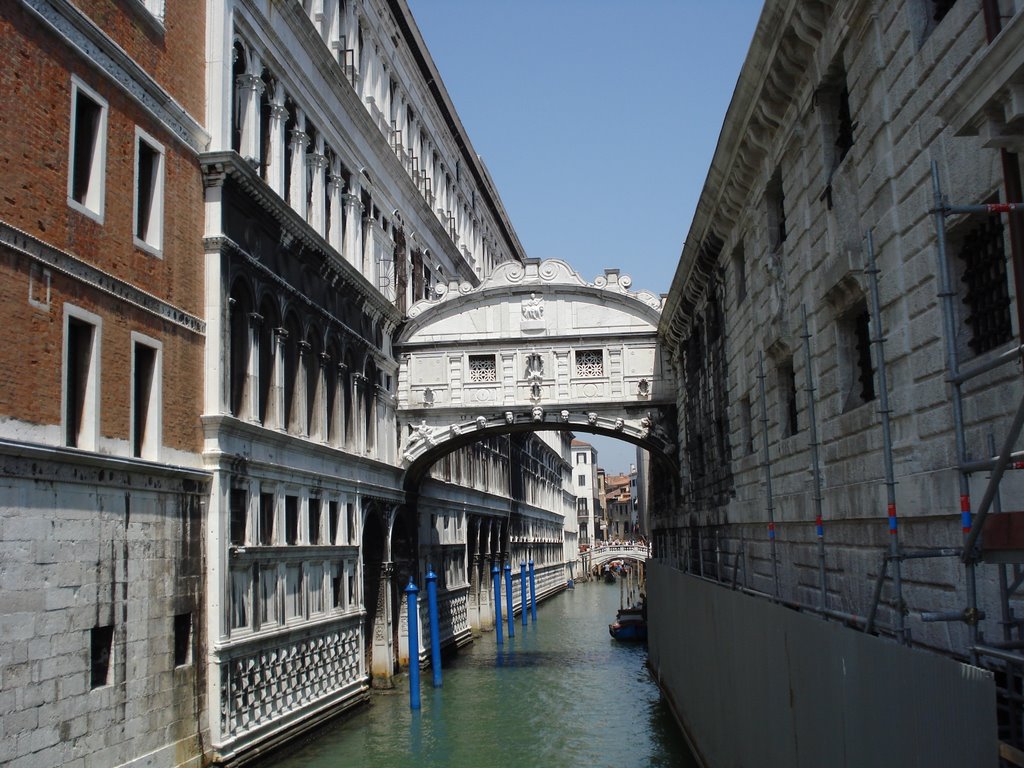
[647,563,997,768]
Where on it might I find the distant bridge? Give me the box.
[583,543,651,570]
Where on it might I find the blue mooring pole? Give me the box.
[504,563,514,637]
[425,565,442,688]
[492,564,503,645]
[520,561,528,626]
[404,577,421,710]
[528,559,537,622]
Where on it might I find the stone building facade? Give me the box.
[0,1,210,766]
[571,439,600,546]
[652,0,1024,750]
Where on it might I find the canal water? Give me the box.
[269,579,696,768]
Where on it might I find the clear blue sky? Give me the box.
[406,0,764,473]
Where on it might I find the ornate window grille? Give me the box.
[958,214,1011,355]
[575,350,603,378]
[468,354,496,382]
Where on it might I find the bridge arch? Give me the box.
[394,257,679,486]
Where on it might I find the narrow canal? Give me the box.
[268,579,697,767]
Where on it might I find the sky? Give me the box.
[405,1,764,473]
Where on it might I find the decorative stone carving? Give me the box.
[504,411,514,424]
[532,406,544,422]
[414,420,436,446]
[522,293,544,321]
[559,410,570,422]
[450,423,462,437]
[423,387,434,406]
[614,418,625,431]
[530,381,542,401]
[475,416,487,429]
[525,352,544,378]
[637,378,650,398]
[587,412,598,425]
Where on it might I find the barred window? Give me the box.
[575,349,603,378]
[958,215,1011,355]
[468,354,496,382]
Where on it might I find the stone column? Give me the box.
[333,362,347,448]
[363,214,377,284]
[293,340,310,437]
[246,312,263,422]
[266,93,287,196]
[287,112,309,218]
[327,160,344,254]
[271,326,288,431]
[235,52,263,165]
[370,562,395,686]
[342,186,363,269]
[307,135,328,237]
[313,351,330,442]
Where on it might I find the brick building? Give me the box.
[0,1,209,766]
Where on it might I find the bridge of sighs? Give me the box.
[395,258,678,486]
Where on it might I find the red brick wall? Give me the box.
[0,4,205,454]
[68,0,206,118]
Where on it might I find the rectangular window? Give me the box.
[131,335,161,459]
[577,497,588,513]
[841,304,876,411]
[576,452,588,465]
[766,168,786,251]
[285,495,299,545]
[347,503,357,545]
[309,564,324,614]
[229,488,247,546]
[778,356,799,437]
[468,354,497,382]
[134,128,164,254]
[739,396,754,456]
[732,243,747,305]
[64,307,101,450]
[574,349,604,378]
[90,624,114,688]
[259,492,274,545]
[329,500,340,545]
[308,498,322,545]
[577,475,586,487]
[285,564,304,621]
[68,78,107,220]
[173,613,191,667]
[332,562,345,609]
[230,566,251,629]
[259,564,278,626]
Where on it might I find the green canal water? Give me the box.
[268,579,697,768]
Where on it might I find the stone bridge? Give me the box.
[584,543,652,569]
[394,258,677,485]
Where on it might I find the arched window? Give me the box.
[305,325,323,439]
[228,278,254,417]
[364,358,377,452]
[283,312,302,434]
[256,296,278,425]
[325,340,340,444]
[231,41,246,154]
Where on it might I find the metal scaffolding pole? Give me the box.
[865,229,906,644]
[801,305,827,611]
[757,351,780,600]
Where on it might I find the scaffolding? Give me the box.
[670,160,1024,761]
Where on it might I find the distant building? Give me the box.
[603,473,635,540]
[571,439,600,545]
